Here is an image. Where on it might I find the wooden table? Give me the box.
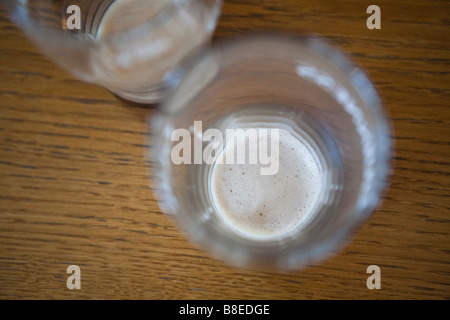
[0,0,449,300]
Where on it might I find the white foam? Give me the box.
[210,128,322,240]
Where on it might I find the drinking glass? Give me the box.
[5,0,222,103]
[149,35,392,270]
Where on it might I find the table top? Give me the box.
[0,0,449,300]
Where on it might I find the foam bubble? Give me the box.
[210,128,322,239]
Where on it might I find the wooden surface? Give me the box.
[0,0,449,300]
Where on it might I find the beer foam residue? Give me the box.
[210,128,322,239]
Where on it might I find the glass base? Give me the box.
[111,83,170,104]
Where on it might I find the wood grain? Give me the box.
[0,0,449,299]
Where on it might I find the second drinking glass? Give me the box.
[6,0,222,103]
